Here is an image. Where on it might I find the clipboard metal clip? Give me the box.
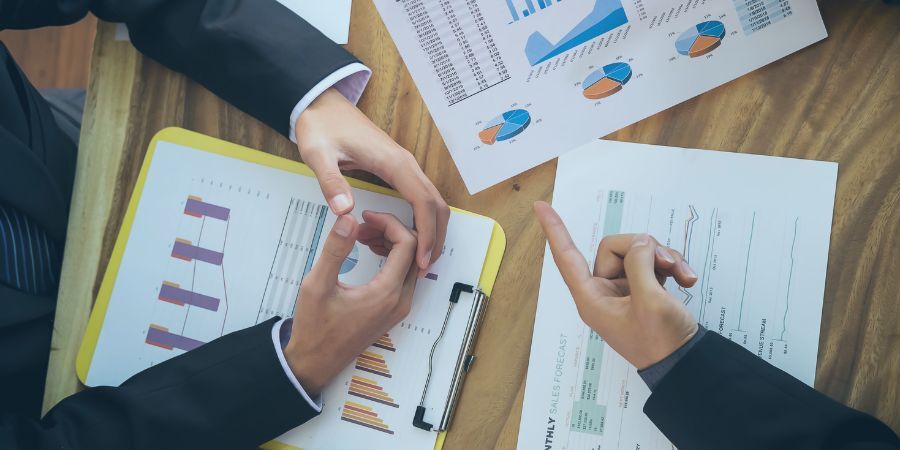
[413,282,489,432]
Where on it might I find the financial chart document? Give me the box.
[85,141,495,449]
[372,0,827,193]
[517,140,837,450]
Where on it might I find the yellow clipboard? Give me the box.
[76,127,506,450]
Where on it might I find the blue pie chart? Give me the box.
[478,109,532,145]
[340,244,360,275]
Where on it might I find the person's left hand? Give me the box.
[295,88,449,276]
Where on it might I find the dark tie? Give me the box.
[0,203,62,296]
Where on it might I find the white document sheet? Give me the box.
[86,141,494,449]
[115,1,351,44]
[518,140,837,449]
[371,0,827,193]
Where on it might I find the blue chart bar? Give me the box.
[537,0,546,8]
[506,0,520,21]
[524,0,536,14]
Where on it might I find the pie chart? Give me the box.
[479,109,532,145]
[582,62,632,100]
[340,244,360,275]
[676,21,726,58]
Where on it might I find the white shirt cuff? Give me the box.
[271,318,323,412]
[288,62,372,143]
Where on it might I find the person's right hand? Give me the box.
[534,201,700,370]
[284,211,419,396]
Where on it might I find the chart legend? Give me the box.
[158,281,220,311]
[479,109,531,145]
[355,351,393,378]
[582,62,632,99]
[349,376,399,408]
[145,324,204,352]
[676,21,726,58]
[340,401,395,435]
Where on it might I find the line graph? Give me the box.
[779,217,799,341]
[698,208,718,324]
[734,212,756,333]
[679,205,699,305]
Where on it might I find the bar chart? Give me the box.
[506,0,563,22]
[355,351,393,378]
[349,376,400,408]
[184,195,230,221]
[158,281,220,311]
[171,238,224,265]
[373,333,397,352]
[145,324,205,351]
[340,401,395,435]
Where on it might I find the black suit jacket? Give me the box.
[645,332,900,449]
[1,0,358,447]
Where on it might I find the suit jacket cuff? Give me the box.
[637,325,707,391]
[288,62,372,143]
[272,318,323,412]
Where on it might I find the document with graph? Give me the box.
[518,140,837,449]
[77,129,505,450]
[371,0,826,193]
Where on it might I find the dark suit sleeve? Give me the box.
[644,332,900,450]
[0,318,316,450]
[0,0,360,136]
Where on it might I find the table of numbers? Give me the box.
[402,0,510,106]
[732,0,793,34]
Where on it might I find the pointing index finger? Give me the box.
[534,202,593,293]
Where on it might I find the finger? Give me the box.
[534,202,593,294]
[303,149,355,214]
[623,234,668,299]
[306,214,358,285]
[656,248,698,287]
[394,260,420,320]
[594,234,697,287]
[362,211,418,287]
[375,155,444,272]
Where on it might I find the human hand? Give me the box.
[295,88,449,276]
[284,212,419,396]
[534,201,699,370]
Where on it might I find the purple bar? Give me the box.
[159,283,220,311]
[172,240,223,265]
[184,197,230,221]
[146,326,205,351]
[425,273,439,281]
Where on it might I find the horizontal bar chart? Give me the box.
[349,376,399,408]
[158,281,220,311]
[145,325,205,351]
[340,401,394,435]
[184,196,230,221]
[372,333,396,352]
[355,351,392,378]
[171,238,224,265]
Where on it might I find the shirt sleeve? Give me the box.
[271,318,323,412]
[288,62,372,143]
[638,325,707,391]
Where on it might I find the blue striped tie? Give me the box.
[0,203,62,296]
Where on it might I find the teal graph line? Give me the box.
[780,217,799,341]
[735,212,756,332]
[680,205,699,305]
[698,208,718,323]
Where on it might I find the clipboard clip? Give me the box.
[413,282,489,432]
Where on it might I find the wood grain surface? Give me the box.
[43,0,899,447]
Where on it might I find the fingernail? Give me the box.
[631,234,650,248]
[680,261,698,279]
[330,194,352,213]
[419,250,433,269]
[656,246,675,264]
[334,215,353,237]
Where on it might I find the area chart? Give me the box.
[479,109,532,145]
[676,21,726,57]
[582,62,632,99]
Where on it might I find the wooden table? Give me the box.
[43,0,900,446]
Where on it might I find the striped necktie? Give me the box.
[0,203,62,296]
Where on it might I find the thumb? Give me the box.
[305,150,354,214]
[623,234,667,300]
[308,214,358,285]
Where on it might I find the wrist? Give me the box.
[284,340,328,398]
